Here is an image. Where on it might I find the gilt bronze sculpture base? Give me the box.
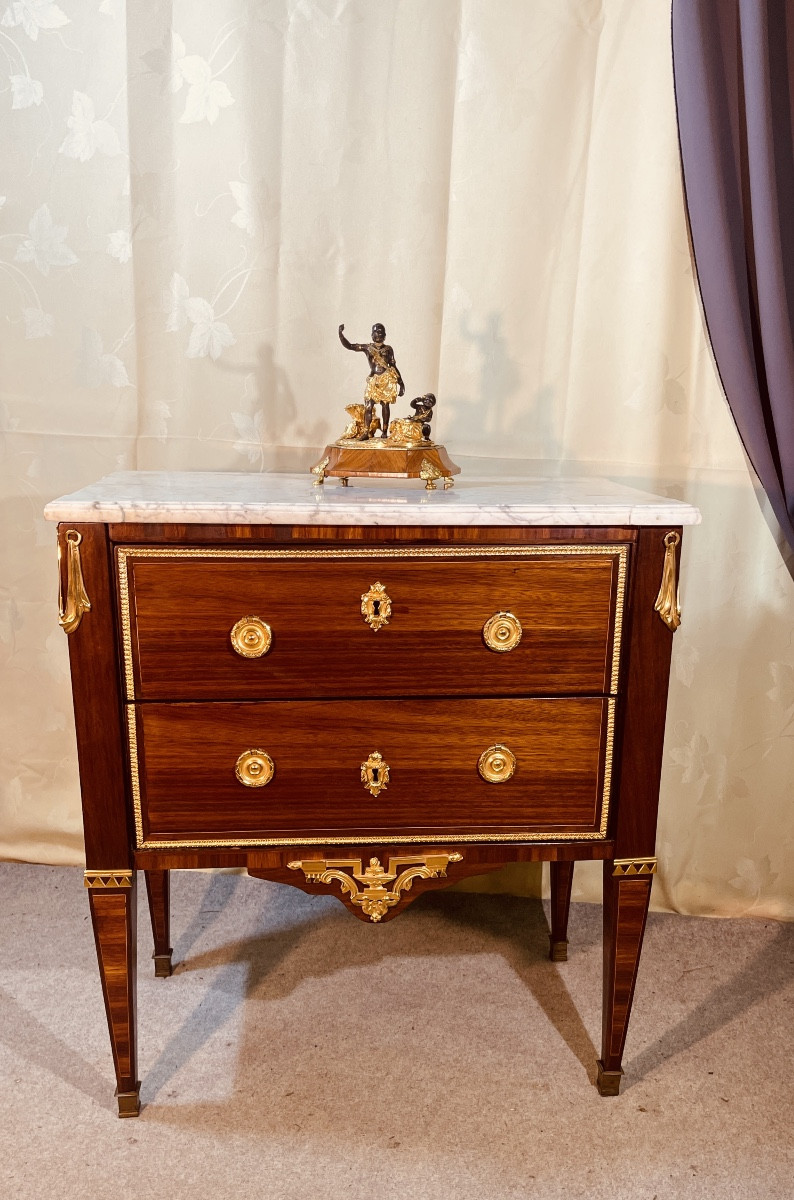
[311,440,461,490]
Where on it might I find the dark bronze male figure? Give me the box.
[338,323,405,439]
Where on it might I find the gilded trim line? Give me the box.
[128,709,144,847]
[610,546,628,693]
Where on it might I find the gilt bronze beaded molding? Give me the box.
[116,543,629,700]
[125,696,615,850]
[117,543,626,851]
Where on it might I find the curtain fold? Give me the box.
[672,0,794,549]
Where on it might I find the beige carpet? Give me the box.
[0,864,791,1199]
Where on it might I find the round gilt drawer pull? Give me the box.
[478,744,517,784]
[230,616,272,658]
[235,749,275,788]
[482,611,522,652]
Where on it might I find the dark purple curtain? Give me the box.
[672,0,794,549]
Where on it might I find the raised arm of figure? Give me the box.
[338,324,366,352]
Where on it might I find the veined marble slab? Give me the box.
[44,471,701,526]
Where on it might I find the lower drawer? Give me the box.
[131,698,615,847]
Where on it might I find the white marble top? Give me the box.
[44,471,701,526]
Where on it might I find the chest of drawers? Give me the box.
[45,472,700,1116]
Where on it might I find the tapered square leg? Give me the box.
[144,869,173,977]
[549,860,575,961]
[87,874,140,1117]
[597,860,654,1095]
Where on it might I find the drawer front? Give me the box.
[130,697,614,847]
[119,546,627,700]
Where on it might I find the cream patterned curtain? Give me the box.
[2,1,792,918]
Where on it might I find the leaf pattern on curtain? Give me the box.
[15,204,78,275]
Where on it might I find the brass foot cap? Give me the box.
[153,951,173,978]
[116,1087,141,1118]
[549,938,568,962]
[596,1062,623,1097]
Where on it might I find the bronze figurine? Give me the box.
[338,323,405,440]
[410,394,436,438]
[388,394,436,447]
[311,325,459,487]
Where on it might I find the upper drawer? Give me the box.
[117,545,628,700]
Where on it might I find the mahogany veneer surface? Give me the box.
[135,696,611,841]
[123,552,622,700]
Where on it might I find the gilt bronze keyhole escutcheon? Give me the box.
[361,750,390,796]
[361,582,392,631]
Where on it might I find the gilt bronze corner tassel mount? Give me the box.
[654,531,681,631]
[58,529,91,634]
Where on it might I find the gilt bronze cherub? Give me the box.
[389,394,436,446]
